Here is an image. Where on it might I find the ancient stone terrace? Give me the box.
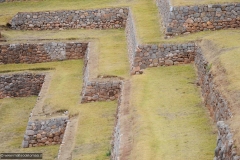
[0,0,240,159]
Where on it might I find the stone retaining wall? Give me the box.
[156,0,171,31]
[125,9,138,75]
[10,8,129,30]
[124,7,198,74]
[0,73,45,99]
[195,48,232,121]
[194,47,239,159]
[156,0,240,35]
[81,80,122,103]
[214,121,239,160]
[0,42,87,64]
[81,42,122,103]
[22,117,68,148]
[131,43,197,74]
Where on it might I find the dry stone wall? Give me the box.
[131,43,196,74]
[81,80,122,103]
[156,0,240,35]
[125,9,138,75]
[156,0,171,31]
[10,8,129,30]
[0,42,87,64]
[194,47,240,159]
[195,49,232,121]
[214,121,239,160]
[0,73,45,98]
[125,8,197,74]
[22,117,68,148]
[81,42,122,103]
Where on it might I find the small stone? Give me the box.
[165,60,173,66]
[22,140,29,148]
[26,130,35,136]
[37,134,41,139]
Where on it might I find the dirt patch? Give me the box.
[116,80,134,159]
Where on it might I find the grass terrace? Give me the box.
[0,0,240,159]
[129,65,216,160]
[0,60,117,159]
[0,0,163,44]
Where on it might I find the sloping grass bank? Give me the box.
[129,65,216,160]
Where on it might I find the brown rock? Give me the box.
[36,134,41,139]
[165,60,173,66]
[174,62,179,65]
[186,18,194,23]
[184,59,190,64]
[207,21,212,25]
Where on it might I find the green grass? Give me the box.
[171,0,240,6]
[72,101,116,160]
[129,65,216,160]
[0,97,59,160]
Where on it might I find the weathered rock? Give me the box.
[22,140,29,148]
[165,59,173,66]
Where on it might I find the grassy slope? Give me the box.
[0,97,59,160]
[171,0,240,6]
[130,65,216,160]
[162,29,240,154]
[72,101,116,160]
[0,60,117,159]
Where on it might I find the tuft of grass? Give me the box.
[206,63,212,72]
[129,65,216,160]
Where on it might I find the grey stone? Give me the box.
[22,140,29,148]
[26,130,35,136]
